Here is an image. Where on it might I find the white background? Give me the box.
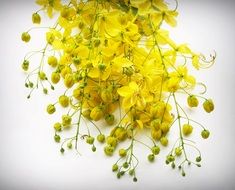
[0,0,235,189]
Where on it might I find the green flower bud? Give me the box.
[148,154,155,162]
[160,137,168,146]
[21,32,31,42]
[43,88,48,94]
[97,134,105,143]
[59,95,69,107]
[53,122,62,131]
[98,63,106,71]
[201,129,210,139]
[133,177,138,182]
[54,134,60,143]
[203,99,214,113]
[39,71,46,80]
[123,162,129,168]
[106,136,118,147]
[22,60,29,71]
[92,145,96,152]
[47,104,56,114]
[72,56,81,65]
[62,115,72,128]
[187,95,199,107]
[174,147,182,156]
[119,149,127,157]
[48,56,58,67]
[151,146,160,155]
[112,164,118,172]
[60,147,65,154]
[86,136,95,145]
[32,13,41,24]
[67,142,72,149]
[105,114,115,125]
[129,169,135,176]
[104,146,114,156]
[182,124,193,136]
[196,156,201,162]
[51,72,60,84]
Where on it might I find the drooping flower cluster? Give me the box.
[21,0,215,181]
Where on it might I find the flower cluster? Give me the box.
[21,0,215,181]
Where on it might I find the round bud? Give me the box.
[43,88,48,94]
[123,162,129,169]
[86,136,95,145]
[151,146,160,155]
[150,119,161,130]
[39,72,46,80]
[201,129,210,139]
[92,145,96,152]
[90,106,103,121]
[133,177,137,182]
[59,95,69,107]
[72,56,81,65]
[64,74,74,88]
[160,137,168,146]
[174,147,182,156]
[196,156,201,162]
[106,136,118,147]
[48,56,58,67]
[203,99,214,113]
[119,149,127,157]
[101,90,112,103]
[166,155,175,162]
[151,129,162,140]
[129,169,134,176]
[54,134,61,143]
[105,114,115,125]
[112,164,118,172]
[182,124,193,136]
[82,109,91,119]
[148,154,155,162]
[104,146,114,156]
[47,104,56,114]
[98,63,106,71]
[97,134,105,143]
[32,13,41,24]
[171,162,175,169]
[21,32,31,42]
[60,148,65,154]
[22,60,29,71]
[62,115,72,128]
[54,122,62,131]
[51,72,60,84]
[187,95,199,107]
[67,142,72,149]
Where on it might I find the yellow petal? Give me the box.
[88,68,99,78]
[129,81,139,91]
[136,120,144,129]
[117,86,134,97]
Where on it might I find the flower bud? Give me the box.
[97,134,105,143]
[148,154,155,162]
[21,32,31,42]
[32,13,41,24]
[86,136,95,145]
[54,122,62,131]
[160,137,168,146]
[47,104,56,114]
[22,60,29,71]
[90,106,103,121]
[62,115,72,128]
[112,164,118,172]
[48,56,58,67]
[105,114,115,125]
[182,124,193,136]
[151,129,162,140]
[175,147,182,156]
[104,145,114,156]
[151,146,160,155]
[201,129,210,139]
[59,95,69,107]
[54,134,61,143]
[64,74,74,88]
[187,95,199,107]
[119,149,127,157]
[203,99,214,113]
[106,136,118,147]
[39,71,46,80]
[51,72,60,84]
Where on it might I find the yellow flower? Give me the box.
[36,0,62,18]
